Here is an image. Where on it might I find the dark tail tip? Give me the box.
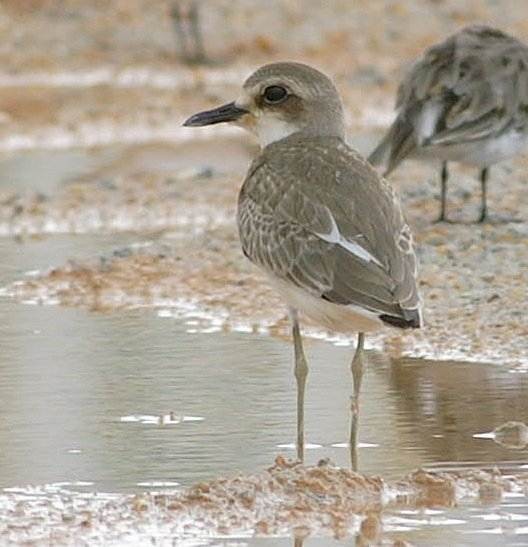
[379,310,421,329]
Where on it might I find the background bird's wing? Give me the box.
[238,137,421,323]
[370,25,528,171]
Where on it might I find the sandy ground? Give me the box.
[0,3,526,361]
[1,139,527,367]
[1,456,526,544]
[0,2,527,542]
[1,0,528,148]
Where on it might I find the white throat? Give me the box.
[256,114,298,147]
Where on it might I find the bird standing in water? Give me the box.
[184,62,422,469]
[369,25,528,223]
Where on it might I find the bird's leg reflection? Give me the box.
[291,308,308,462]
[350,332,365,471]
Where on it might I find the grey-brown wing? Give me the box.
[238,138,421,324]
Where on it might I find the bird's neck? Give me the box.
[256,116,345,148]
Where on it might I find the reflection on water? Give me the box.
[2,290,528,492]
[382,357,528,470]
[0,234,528,545]
[0,146,527,543]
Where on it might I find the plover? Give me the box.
[369,25,528,222]
[184,62,422,467]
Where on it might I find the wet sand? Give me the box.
[0,0,526,368]
[0,1,528,544]
[1,456,527,545]
[0,140,526,368]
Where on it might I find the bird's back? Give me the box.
[238,134,422,328]
[369,25,528,173]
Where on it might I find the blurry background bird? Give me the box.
[170,0,208,64]
[369,25,528,223]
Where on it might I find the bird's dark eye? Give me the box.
[263,85,288,104]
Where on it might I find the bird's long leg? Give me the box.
[170,3,190,62]
[290,308,308,462]
[478,167,489,223]
[436,162,449,222]
[188,0,207,63]
[350,332,365,471]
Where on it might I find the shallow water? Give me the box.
[1,276,528,544]
[0,145,527,545]
[1,280,528,490]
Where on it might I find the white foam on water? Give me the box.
[398,509,444,515]
[136,481,180,488]
[50,481,94,487]
[331,442,379,448]
[276,443,323,450]
[231,323,254,333]
[473,432,496,439]
[119,414,204,425]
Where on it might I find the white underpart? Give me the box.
[269,276,383,333]
[256,114,298,147]
[316,209,383,267]
[416,101,443,144]
[419,127,528,166]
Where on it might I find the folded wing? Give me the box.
[369,25,528,172]
[238,136,422,328]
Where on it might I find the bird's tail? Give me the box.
[368,112,418,176]
[379,306,422,329]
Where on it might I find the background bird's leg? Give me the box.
[170,2,191,62]
[350,332,365,471]
[290,308,308,462]
[188,0,207,64]
[436,161,449,222]
[478,167,489,223]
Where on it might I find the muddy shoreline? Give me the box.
[0,138,526,368]
[0,2,527,544]
[1,456,527,545]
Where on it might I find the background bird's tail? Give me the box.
[368,111,418,176]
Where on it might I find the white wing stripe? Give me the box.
[316,209,384,267]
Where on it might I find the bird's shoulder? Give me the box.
[239,135,409,271]
[237,136,421,322]
[243,135,395,205]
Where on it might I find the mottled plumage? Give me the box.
[369,25,528,221]
[238,134,420,329]
[184,62,422,467]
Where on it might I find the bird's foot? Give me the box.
[477,212,523,224]
[433,215,456,224]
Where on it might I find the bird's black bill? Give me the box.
[183,102,248,127]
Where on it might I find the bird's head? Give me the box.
[183,62,345,147]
